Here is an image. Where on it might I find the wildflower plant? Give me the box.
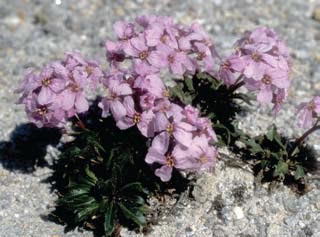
[16,15,318,236]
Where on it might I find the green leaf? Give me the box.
[104,201,115,235]
[68,146,82,157]
[266,125,287,150]
[260,159,270,168]
[213,123,231,145]
[118,203,146,226]
[294,165,305,180]
[185,77,194,91]
[273,161,288,178]
[131,195,145,206]
[84,166,98,183]
[245,139,264,154]
[266,126,275,141]
[75,202,100,222]
[169,83,184,100]
[111,164,122,187]
[119,182,145,194]
[68,187,90,197]
[183,94,193,105]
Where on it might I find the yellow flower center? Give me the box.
[199,156,208,164]
[86,66,93,76]
[197,51,206,60]
[139,51,148,60]
[41,78,51,87]
[71,83,80,92]
[308,101,315,111]
[162,90,170,97]
[166,155,175,167]
[160,34,167,43]
[166,123,174,134]
[262,75,271,85]
[133,113,141,124]
[251,52,261,62]
[36,106,48,116]
[222,60,230,69]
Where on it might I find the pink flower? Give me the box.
[193,42,215,73]
[16,69,40,96]
[25,94,65,128]
[220,26,292,111]
[59,70,89,116]
[145,132,172,182]
[189,135,217,170]
[154,105,196,147]
[272,88,287,114]
[115,96,155,137]
[139,93,157,110]
[145,133,186,182]
[245,65,290,104]
[124,33,155,67]
[235,27,291,81]
[297,96,320,128]
[218,54,246,86]
[144,20,178,48]
[133,74,166,98]
[135,15,158,28]
[182,105,199,124]
[99,75,133,120]
[178,22,214,51]
[64,51,104,88]
[149,44,195,76]
[36,63,67,105]
[241,49,277,80]
[172,135,217,171]
[182,105,217,142]
[195,117,217,143]
[113,21,136,41]
[64,51,88,71]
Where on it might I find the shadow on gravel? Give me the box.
[0,123,61,172]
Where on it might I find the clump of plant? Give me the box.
[16,14,318,236]
[48,104,190,235]
[238,97,320,192]
[240,124,317,192]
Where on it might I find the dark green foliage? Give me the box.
[48,101,190,236]
[239,125,318,193]
[169,72,251,146]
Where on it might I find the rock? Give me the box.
[312,6,320,22]
[283,196,299,213]
[233,206,244,219]
[267,224,282,236]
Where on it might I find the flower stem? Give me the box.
[227,79,245,96]
[75,114,86,129]
[289,119,320,157]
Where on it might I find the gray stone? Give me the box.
[312,6,320,22]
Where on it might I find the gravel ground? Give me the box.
[1,0,320,236]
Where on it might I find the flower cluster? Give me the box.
[145,105,217,181]
[218,27,291,112]
[100,15,218,181]
[16,51,104,127]
[16,15,293,182]
[105,15,218,77]
[297,96,320,129]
